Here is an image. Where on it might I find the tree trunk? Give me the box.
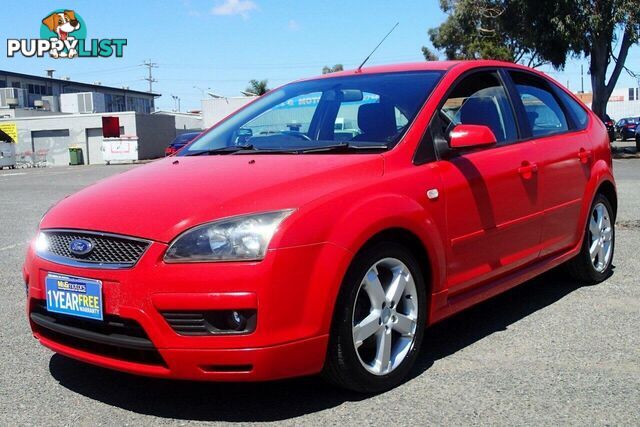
[590,27,634,120]
[590,35,610,120]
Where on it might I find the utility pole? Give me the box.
[171,95,181,112]
[143,60,158,93]
[580,64,584,94]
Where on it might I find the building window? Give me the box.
[0,80,6,88]
[127,96,152,114]
[629,88,635,101]
[28,84,35,94]
[104,94,126,112]
[11,82,21,89]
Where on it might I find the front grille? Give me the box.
[40,230,150,268]
[31,301,166,366]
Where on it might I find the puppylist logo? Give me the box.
[7,9,127,59]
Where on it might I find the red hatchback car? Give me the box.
[25,61,616,393]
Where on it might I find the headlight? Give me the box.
[34,232,49,252]
[164,210,294,263]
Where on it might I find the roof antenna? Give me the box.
[356,22,399,73]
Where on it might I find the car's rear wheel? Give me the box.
[567,194,615,284]
[323,241,426,393]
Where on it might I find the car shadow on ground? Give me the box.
[49,267,611,422]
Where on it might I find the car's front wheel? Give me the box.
[323,241,427,393]
[567,193,615,284]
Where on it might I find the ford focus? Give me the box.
[24,61,616,392]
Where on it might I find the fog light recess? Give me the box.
[161,310,257,336]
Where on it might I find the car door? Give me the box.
[507,71,593,256]
[432,70,544,294]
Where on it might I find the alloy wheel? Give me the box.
[588,202,613,273]
[351,257,418,375]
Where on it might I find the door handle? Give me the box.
[518,161,538,179]
[578,148,592,164]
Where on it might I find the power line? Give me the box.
[142,60,158,93]
[70,65,141,76]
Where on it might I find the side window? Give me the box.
[556,89,589,129]
[440,71,517,144]
[510,72,569,137]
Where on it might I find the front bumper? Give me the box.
[24,239,352,381]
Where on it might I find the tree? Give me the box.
[322,64,344,74]
[245,79,269,96]
[426,0,640,118]
[421,46,439,61]
[424,0,546,66]
[567,0,640,118]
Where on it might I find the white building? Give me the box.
[202,97,254,128]
[0,112,179,166]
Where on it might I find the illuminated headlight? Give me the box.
[164,210,294,263]
[34,232,49,253]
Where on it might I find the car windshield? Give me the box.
[181,71,443,155]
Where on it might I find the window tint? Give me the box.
[556,88,589,129]
[440,71,517,144]
[510,72,568,137]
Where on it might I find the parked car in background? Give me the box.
[164,132,201,156]
[25,60,616,393]
[615,117,640,141]
[603,114,615,142]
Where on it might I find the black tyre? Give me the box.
[567,193,615,285]
[323,241,427,393]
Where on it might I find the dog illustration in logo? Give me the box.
[42,10,81,58]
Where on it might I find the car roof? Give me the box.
[303,60,538,80]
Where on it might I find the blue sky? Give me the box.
[1,0,639,111]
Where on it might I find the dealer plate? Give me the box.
[45,273,103,321]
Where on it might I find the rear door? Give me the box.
[506,71,593,256]
[433,70,544,294]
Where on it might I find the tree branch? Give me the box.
[606,26,634,99]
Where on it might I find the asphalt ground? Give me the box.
[0,160,638,426]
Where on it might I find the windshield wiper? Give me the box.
[184,144,255,156]
[186,142,388,156]
[297,142,388,153]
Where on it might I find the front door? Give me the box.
[432,70,544,294]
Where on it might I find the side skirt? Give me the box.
[427,242,582,325]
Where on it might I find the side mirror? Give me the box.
[449,124,497,149]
